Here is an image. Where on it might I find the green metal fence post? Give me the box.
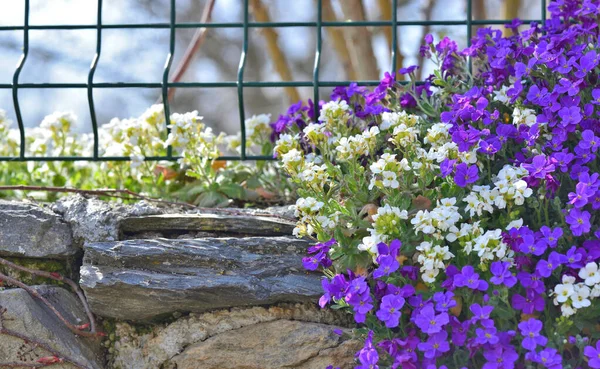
[12,0,30,159]
[88,0,103,160]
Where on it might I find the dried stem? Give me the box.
[338,0,380,80]
[0,185,197,209]
[417,0,437,80]
[321,0,357,80]
[163,0,217,102]
[249,0,300,103]
[0,308,91,369]
[0,273,99,339]
[0,258,97,334]
[377,0,404,78]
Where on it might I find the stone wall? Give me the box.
[0,196,358,369]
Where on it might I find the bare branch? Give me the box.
[502,0,521,37]
[417,0,437,80]
[0,273,99,339]
[249,0,301,103]
[321,0,357,80]
[0,308,91,369]
[163,0,217,102]
[337,0,380,80]
[0,258,96,335]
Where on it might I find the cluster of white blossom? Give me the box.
[416,241,455,283]
[512,107,537,127]
[411,198,462,240]
[318,100,349,127]
[335,126,379,161]
[368,153,411,190]
[553,264,600,317]
[463,165,532,217]
[358,204,408,254]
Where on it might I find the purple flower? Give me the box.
[580,130,600,152]
[558,106,582,126]
[592,89,600,105]
[536,251,567,278]
[414,304,449,335]
[584,341,600,369]
[566,208,592,236]
[418,331,450,359]
[356,331,379,369]
[539,226,563,248]
[376,294,405,328]
[482,345,519,369]
[522,155,555,179]
[519,318,548,351]
[453,265,489,291]
[568,181,595,208]
[470,303,493,322]
[454,163,479,187]
[566,246,585,269]
[374,240,401,278]
[512,289,545,314]
[440,158,456,178]
[490,261,517,288]
[433,291,456,312]
[527,347,562,369]
[319,274,348,308]
[475,322,499,345]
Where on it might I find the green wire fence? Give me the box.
[0,0,547,162]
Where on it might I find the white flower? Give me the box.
[505,218,523,230]
[493,85,510,104]
[130,153,145,169]
[579,262,600,286]
[572,285,592,309]
[554,284,574,303]
[561,303,576,317]
[382,171,399,189]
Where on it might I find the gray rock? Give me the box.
[170,320,360,369]
[80,237,321,321]
[110,303,354,369]
[52,195,163,244]
[0,286,103,369]
[119,213,296,237]
[0,200,75,258]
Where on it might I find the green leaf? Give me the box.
[219,183,246,199]
[195,190,228,207]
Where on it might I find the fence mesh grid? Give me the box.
[0,0,547,162]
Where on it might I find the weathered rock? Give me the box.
[0,200,74,258]
[110,303,356,369]
[0,286,103,369]
[170,320,359,369]
[52,195,162,244]
[119,213,296,237]
[81,237,321,320]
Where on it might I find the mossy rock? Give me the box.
[0,257,75,287]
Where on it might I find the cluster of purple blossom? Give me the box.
[274,0,600,368]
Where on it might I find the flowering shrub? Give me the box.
[275,1,600,368]
[0,106,287,206]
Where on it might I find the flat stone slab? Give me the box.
[80,237,321,321]
[170,320,360,369]
[0,200,74,259]
[119,213,296,237]
[0,286,103,369]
